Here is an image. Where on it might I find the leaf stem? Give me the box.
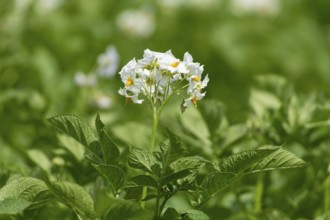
[254,172,264,213]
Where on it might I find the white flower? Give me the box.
[118,49,209,108]
[35,0,63,12]
[118,88,144,104]
[184,89,206,107]
[94,94,113,109]
[74,71,96,88]
[116,9,155,39]
[230,0,280,16]
[158,0,219,11]
[97,46,120,78]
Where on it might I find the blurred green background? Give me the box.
[1,0,330,219]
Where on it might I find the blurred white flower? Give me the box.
[118,49,209,108]
[36,0,63,12]
[97,46,120,78]
[74,71,96,88]
[158,0,219,11]
[231,0,280,16]
[93,94,113,109]
[15,0,32,9]
[116,9,155,38]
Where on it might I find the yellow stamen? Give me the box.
[125,77,134,86]
[192,76,200,82]
[170,62,180,68]
[192,96,198,106]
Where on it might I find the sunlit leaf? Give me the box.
[0,177,50,208]
[0,198,31,215]
[198,146,308,206]
[48,114,101,164]
[47,181,96,219]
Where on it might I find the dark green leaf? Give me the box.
[160,131,190,168]
[93,164,125,192]
[130,175,158,188]
[95,114,120,165]
[128,147,159,174]
[181,210,209,220]
[162,207,181,220]
[162,169,193,185]
[104,200,153,220]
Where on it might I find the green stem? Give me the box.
[254,173,264,213]
[325,174,330,212]
[141,106,159,208]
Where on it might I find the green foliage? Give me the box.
[2,1,329,218]
[197,147,308,206]
[128,147,160,175]
[104,200,153,220]
[47,181,96,219]
[0,198,31,215]
[95,114,120,165]
[0,177,51,208]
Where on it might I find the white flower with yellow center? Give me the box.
[118,49,209,109]
[183,89,206,107]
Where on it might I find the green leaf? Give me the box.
[104,200,153,220]
[169,156,206,172]
[198,146,308,207]
[130,175,158,188]
[48,114,97,148]
[163,156,206,187]
[48,114,101,164]
[162,169,193,185]
[198,99,225,138]
[128,147,159,175]
[181,210,209,220]
[95,114,120,165]
[162,207,181,220]
[221,124,247,148]
[58,134,85,161]
[0,177,50,208]
[250,89,281,117]
[218,147,278,174]
[161,131,189,167]
[0,198,31,215]
[219,146,308,174]
[27,149,51,173]
[199,172,237,204]
[93,164,125,192]
[47,181,96,219]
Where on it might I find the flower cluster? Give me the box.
[118,49,209,108]
[73,45,120,110]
